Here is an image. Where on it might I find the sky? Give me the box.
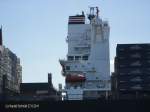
[0,0,150,89]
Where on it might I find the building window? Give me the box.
[82,56,88,60]
[68,56,74,61]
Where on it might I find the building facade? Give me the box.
[19,73,61,101]
[0,28,22,99]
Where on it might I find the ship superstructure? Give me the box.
[60,7,111,100]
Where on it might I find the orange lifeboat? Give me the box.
[66,74,86,82]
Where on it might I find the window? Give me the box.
[74,47,79,51]
[82,56,88,60]
[66,66,70,70]
[68,56,74,61]
[74,85,77,89]
[75,65,77,68]
[75,56,81,60]
[80,84,82,88]
[104,23,108,27]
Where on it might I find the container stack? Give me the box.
[113,44,150,99]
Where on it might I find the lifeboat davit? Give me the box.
[66,74,86,82]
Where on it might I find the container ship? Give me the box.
[0,6,150,112]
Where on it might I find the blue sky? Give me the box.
[0,0,150,89]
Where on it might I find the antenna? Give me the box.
[88,7,100,23]
[0,25,2,46]
[82,11,85,16]
[88,7,95,23]
[96,7,99,17]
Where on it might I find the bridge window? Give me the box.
[75,56,81,60]
[82,56,88,60]
[104,23,108,27]
[68,56,74,61]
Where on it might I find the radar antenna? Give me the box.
[88,7,100,23]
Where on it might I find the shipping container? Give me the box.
[117,44,150,53]
[115,68,150,75]
[117,75,145,82]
